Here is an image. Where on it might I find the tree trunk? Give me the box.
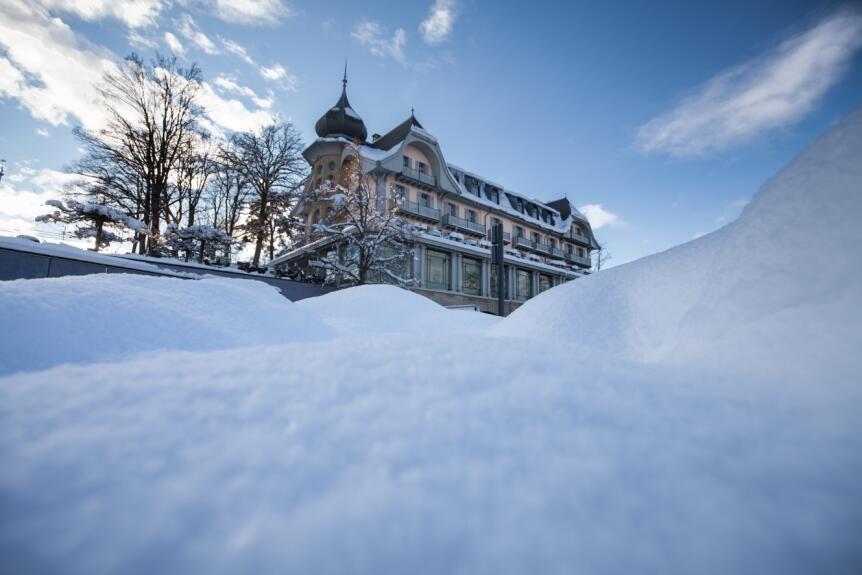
[94,220,103,252]
[198,239,206,263]
[251,189,269,267]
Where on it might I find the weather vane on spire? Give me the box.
[343,59,348,89]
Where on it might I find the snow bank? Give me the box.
[1,337,859,574]
[297,284,499,336]
[497,108,862,372]
[1,110,861,574]
[0,274,331,375]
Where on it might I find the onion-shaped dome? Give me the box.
[314,69,367,142]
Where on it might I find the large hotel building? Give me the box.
[272,74,601,315]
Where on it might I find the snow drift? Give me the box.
[297,284,498,336]
[0,274,331,375]
[497,108,862,372]
[1,109,861,574]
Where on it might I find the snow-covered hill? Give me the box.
[1,110,860,574]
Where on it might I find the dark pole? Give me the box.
[0,159,6,185]
[492,222,505,316]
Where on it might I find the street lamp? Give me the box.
[0,159,5,185]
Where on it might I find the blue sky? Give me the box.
[1,0,861,265]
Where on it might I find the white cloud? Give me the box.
[0,1,115,130]
[164,31,185,55]
[579,204,623,230]
[34,0,164,28]
[176,14,219,55]
[35,128,50,138]
[636,8,862,157]
[0,168,81,239]
[129,29,159,49]
[420,0,458,45]
[221,38,255,66]
[352,20,407,64]
[213,76,272,109]
[198,82,275,133]
[204,0,292,26]
[259,64,299,91]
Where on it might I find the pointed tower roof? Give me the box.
[314,63,368,142]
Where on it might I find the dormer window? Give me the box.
[403,156,411,169]
[417,161,427,175]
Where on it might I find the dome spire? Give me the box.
[314,64,368,142]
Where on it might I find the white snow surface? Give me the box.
[0,275,331,375]
[1,109,861,574]
[297,284,498,336]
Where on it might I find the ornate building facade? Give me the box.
[271,74,600,315]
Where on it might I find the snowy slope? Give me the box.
[0,110,861,574]
[497,108,862,372]
[0,274,331,375]
[297,284,498,336]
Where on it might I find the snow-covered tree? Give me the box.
[300,144,415,286]
[162,223,233,263]
[224,123,307,267]
[35,199,147,252]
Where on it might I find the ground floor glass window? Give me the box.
[538,274,552,293]
[462,257,481,295]
[425,249,450,290]
[515,269,532,300]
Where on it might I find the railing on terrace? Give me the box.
[486,230,511,244]
[533,241,551,255]
[512,236,532,250]
[397,199,441,222]
[566,230,592,246]
[442,214,486,236]
[549,246,565,259]
[400,167,437,188]
[566,252,592,267]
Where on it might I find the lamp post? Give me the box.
[0,159,6,185]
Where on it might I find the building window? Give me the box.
[311,209,320,226]
[447,203,458,217]
[462,257,481,295]
[327,161,336,171]
[548,238,556,250]
[417,161,427,175]
[514,226,524,238]
[566,243,573,254]
[466,209,477,223]
[515,269,532,301]
[538,274,552,293]
[486,187,499,203]
[532,232,540,244]
[419,193,432,208]
[425,250,450,290]
[578,247,586,257]
[403,156,411,169]
[490,264,508,299]
[326,174,334,183]
[394,184,407,200]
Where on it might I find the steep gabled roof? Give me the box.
[370,114,424,151]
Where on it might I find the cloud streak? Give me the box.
[420,0,458,45]
[579,204,623,230]
[635,8,862,157]
[352,20,407,65]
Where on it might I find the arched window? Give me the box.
[311,209,321,225]
[327,161,336,171]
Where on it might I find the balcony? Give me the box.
[533,241,551,255]
[549,246,565,259]
[442,214,486,236]
[399,166,437,189]
[566,230,592,246]
[512,236,532,250]
[485,230,511,244]
[397,199,441,222]
[565,251,592,268]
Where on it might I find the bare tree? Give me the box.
[226,123,306,267]
[301,144,415,285]
[207,144,251,240]
[73,53,205,255]
[169,133,215,227]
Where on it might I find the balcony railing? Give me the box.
[400,166,437,188]
[485,230,511,244]
[512,236,532,250]
[565,251,592,267]
[397,199,441,222]
[566,230,592,246]
[533,241,551,255]
[549,246,565,259]
[442,214,486,236]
